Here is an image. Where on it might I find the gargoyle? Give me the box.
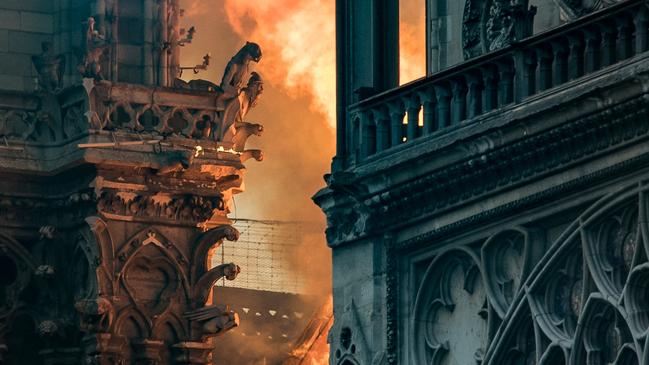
[193,262,240,305]
[219,72,263,141]
[77,17,109,79]
[75,297,114,333]
[32,42,65,92]
[240,149,263,163]
[220,42,262,98]
[223,122,263,152]
[185,304,240,337]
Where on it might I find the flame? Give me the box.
[222,0,336,128]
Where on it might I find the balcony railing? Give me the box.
[346,0,649,167]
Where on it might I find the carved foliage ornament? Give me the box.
[98,190,224,223]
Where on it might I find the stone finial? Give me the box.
[77,17,109,80]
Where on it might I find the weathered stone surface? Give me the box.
[0,2,265,364]
[319,0,649,364]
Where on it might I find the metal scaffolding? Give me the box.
[211,219,322,294]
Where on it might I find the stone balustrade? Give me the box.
[346,0,649,167]
[0,79,262,158]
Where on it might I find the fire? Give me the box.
[222,0,336,128]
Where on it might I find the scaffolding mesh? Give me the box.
[210,219,321,294]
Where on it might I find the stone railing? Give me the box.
[346,0,649,166]
[0,80,263,160]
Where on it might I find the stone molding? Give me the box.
[323,92,649,247]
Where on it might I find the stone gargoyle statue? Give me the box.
[220,41,262,99]
[184,304,240,337]
[219,71,263,143]
[192,262,241,305]
[32,42,65,92]
[77,17,109,79]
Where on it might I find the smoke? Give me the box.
[181,0,334,361]
[400,0,427,84]
[222,0,336,127]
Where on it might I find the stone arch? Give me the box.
[481,181,649,364]
[120,240,190,315]
[114,307,151,339]
[481,227,536,318]
[412,247,488,365]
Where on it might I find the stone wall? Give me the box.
[0,0,54,91]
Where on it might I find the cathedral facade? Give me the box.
[315,0,649,364]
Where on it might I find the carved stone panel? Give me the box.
[412,250,488,365]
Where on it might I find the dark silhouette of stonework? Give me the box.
[316,0,649,364]
[0,1,264,364]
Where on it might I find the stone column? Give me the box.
[451,80,466,125]
[583,29,600,73]
[567,34,584,81]
[481,66,498,113]
[434,85,451,129]
[600,24,616,68]
[418,89,437,135]
[388,101,405,147]
[497,62,514,107]
[616,16,633,61]
[466,74,482,120]
[373,108,391,152]
[406,95,421,141]
[635,7,649,54]
[535,47,553,92]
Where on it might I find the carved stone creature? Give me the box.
[229,122,263,152]
[32,42,65,92]
[193,262,240,305]
[220,42,262,99]
[240,149,263,163]
[75,297,114,333]
[220,71,264,140]
[185,304,240,337]
[77,17,109,79]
